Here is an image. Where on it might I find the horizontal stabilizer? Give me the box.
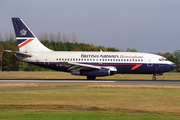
[4,50,32,57]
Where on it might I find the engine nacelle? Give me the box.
[71,69,115,77]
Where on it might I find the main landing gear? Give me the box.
[152,76,156,81]
[87,76,96,80]
[152,73,163,81]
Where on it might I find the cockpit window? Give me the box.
[159,58,168,61]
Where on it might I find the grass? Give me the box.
[1,111,180,120]
[0,71,180,119]
[1,85,180,119]
[0,71,180,80]
[0,112,178,120]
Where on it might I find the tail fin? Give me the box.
[12,18,52,53]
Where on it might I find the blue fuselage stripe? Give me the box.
[29,62,172,74]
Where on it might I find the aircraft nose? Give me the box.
[170,63,177,70]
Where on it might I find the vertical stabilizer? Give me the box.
[12,18,52,53]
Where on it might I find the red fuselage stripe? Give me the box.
[131,64,142,70]
[18,39,34,48]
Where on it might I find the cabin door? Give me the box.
[147,59,153,67]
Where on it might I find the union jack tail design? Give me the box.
[12,18,52,53]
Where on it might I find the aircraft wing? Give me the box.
[65,62,117,72]
[4,50,32,57]
[66,62,101,71]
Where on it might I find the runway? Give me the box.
[0,79,180,85]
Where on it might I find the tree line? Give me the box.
[0,39,119,71]
[0,38,179,72]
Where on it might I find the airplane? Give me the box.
[5,18,177,80]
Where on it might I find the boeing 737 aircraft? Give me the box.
[6,18,177,80]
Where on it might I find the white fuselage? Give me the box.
[16,51,175,74]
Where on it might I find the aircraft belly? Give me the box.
[28,62,171,75]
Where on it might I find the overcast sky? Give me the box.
[1,0,180,53]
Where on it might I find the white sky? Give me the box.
[1,0,180,53]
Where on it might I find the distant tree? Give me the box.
[131,49,138,52]
[0,31,2,40]
[174,50,180,60]
[2,52,18,71]
[38,33,43,40]
[168,55,179,70]
[49,32,55,41]
[98,46,107,51]
[56,31,62,42]
[9,31,15,40]
[0,44,4,71]
[107,47,119,52]
[18,61,28,71]
[87,45,98,51]
[164,52,171,58]
[157,52,172,58]
[72,33,78,43]
[126,48,138,52]
[63,34,67,43]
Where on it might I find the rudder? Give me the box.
[12,18,52,53]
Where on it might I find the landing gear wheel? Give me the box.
[87,76,96,80]
[152,76,156,81]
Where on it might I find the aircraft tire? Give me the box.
[87,76,96,80]
[152,76,156,81]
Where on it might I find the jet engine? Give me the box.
[71,69,116,77]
